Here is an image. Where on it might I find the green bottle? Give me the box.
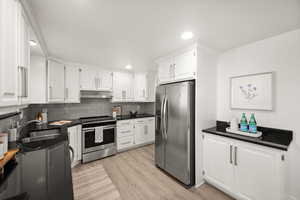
[249,113,257,133]
[240,113,248,132]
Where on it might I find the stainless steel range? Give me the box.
[80,116,117,163]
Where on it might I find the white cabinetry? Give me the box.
[80,66,97,90]
[30,55,47,103]
[47,60,65,103]
[117,120,135,151]
[17,3,30,105]
[48,60,80,103]
[134,73,147,102]
[65,65,80,103]
[80,66,113,91]
[117,117,155,151]
[112,71,134,102]
[134,117,155,145]
[146,72,156,102]
[157,48,197,84]
[0,0,19,107]
[203,133,286,200]
[68,125,82,167]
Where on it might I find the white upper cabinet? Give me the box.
[47,60,65,103]
[98,70,113,91]
[134,73,147,102]
[173,49,196,79]
[17,4,30,105]
[80,66,113,91]
[157,47,197,84]
[65,65,80,103]
[112,71,134,102]
[30,55,47,104]
[0,0,19,107]
[80,66,98,91]
[146,72,156,102]
[157,57,174,83]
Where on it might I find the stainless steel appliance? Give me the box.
[155,80,195,186]
[81,116,117,163]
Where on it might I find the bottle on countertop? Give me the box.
[249,113,257,133]
[240,113,248,132]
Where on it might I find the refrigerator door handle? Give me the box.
[161,96,166,141]
[163,97,168,141]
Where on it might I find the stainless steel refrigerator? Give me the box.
[155,80,195,186]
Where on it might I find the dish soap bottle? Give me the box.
[240,113,248,132]
[249,113,257,133]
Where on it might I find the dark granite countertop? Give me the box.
[117,114,155,120]
[202,121,293,151]
[28,114,155,132]
[0,132,73,200]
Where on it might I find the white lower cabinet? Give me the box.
[68,125,82,167]
[203,133,286,200]
[117,117,155,151]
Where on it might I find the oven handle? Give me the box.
[82,125,116,132]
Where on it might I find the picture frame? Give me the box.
[230,72,273,110]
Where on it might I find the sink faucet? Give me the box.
[18,120,43,140]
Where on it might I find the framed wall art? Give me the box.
[230,72,273,110]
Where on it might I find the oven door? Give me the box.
[82,125,116,153]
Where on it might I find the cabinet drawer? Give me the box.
[117,128,134,138]
[117,136,134,150]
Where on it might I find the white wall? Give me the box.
[216,29,300,199]
[195,44,219,185]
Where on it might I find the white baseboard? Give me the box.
[194,180,205,188]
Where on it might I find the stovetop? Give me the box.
[80,115,116,123]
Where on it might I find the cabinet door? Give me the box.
[99,70,112,91]
[80,66,97,90]
[0,0,19,107]
[68,126,78,166]
[65,65,80,103]
[234,142,283,200]
[146,117,155,142]
[112,72,133,101]
[146,72,156,102]
[76,125,82,161]
[134,73,147,101]
[29,55,47,104]
[48,60,65,103]
[174,49,196,80]
[203,134,235,193]
[157,57,174,83]
[17,6,30,105]
[134,119,146,145]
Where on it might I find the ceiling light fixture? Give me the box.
[125,64,132,70]
[29,40,38,46]
[181,31,194,40]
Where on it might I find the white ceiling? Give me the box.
[27,0,300,71]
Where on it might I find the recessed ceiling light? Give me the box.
[125,64,132,70]
[181,31,194,40]
[29,40,38,46]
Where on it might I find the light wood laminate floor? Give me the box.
[73,144,234,200]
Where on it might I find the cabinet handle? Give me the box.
[49,86,52,99]
[121,130,131,134]
[121,141,131,145]
[230,145,233,164]
[65,88,69,99]
[95,78,97,89]
[234,146,238,166]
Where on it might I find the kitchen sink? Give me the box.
[18,129,61,150]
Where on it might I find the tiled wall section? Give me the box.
[26,99,155,121]
[0,115,20,133]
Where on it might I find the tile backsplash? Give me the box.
[25,99,155,121]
